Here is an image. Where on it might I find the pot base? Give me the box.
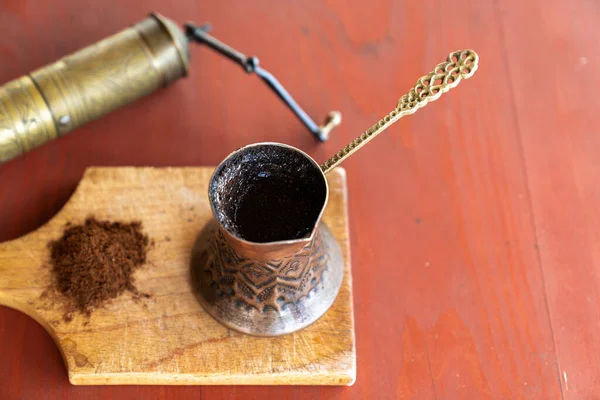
[191,222,344,336]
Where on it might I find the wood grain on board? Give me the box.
[0,0,597,398]
[0,167,355,385]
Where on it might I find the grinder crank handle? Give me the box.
[185,23,341,142]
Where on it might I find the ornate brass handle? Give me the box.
[320,49,479,174]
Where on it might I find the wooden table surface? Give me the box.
[0,0,597,399]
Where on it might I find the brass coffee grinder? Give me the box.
[0,13,341,164]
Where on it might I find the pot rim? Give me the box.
[208,142,329,248]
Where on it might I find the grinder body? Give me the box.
[0,13,189,163]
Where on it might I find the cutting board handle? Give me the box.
[0,170,94,322]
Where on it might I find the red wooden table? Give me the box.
[1,0,597,398]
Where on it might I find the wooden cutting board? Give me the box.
[0,167,355,385]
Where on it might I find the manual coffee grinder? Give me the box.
[0,12,341,164]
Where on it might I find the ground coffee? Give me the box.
[48,217,150,318]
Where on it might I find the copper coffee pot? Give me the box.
[194,50,479,336]
[0,13,341,164]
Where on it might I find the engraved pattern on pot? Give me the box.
[204,229,329,313]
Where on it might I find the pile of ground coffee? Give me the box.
[48,217,150,318]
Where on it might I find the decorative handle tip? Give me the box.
[320,49,479,174]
